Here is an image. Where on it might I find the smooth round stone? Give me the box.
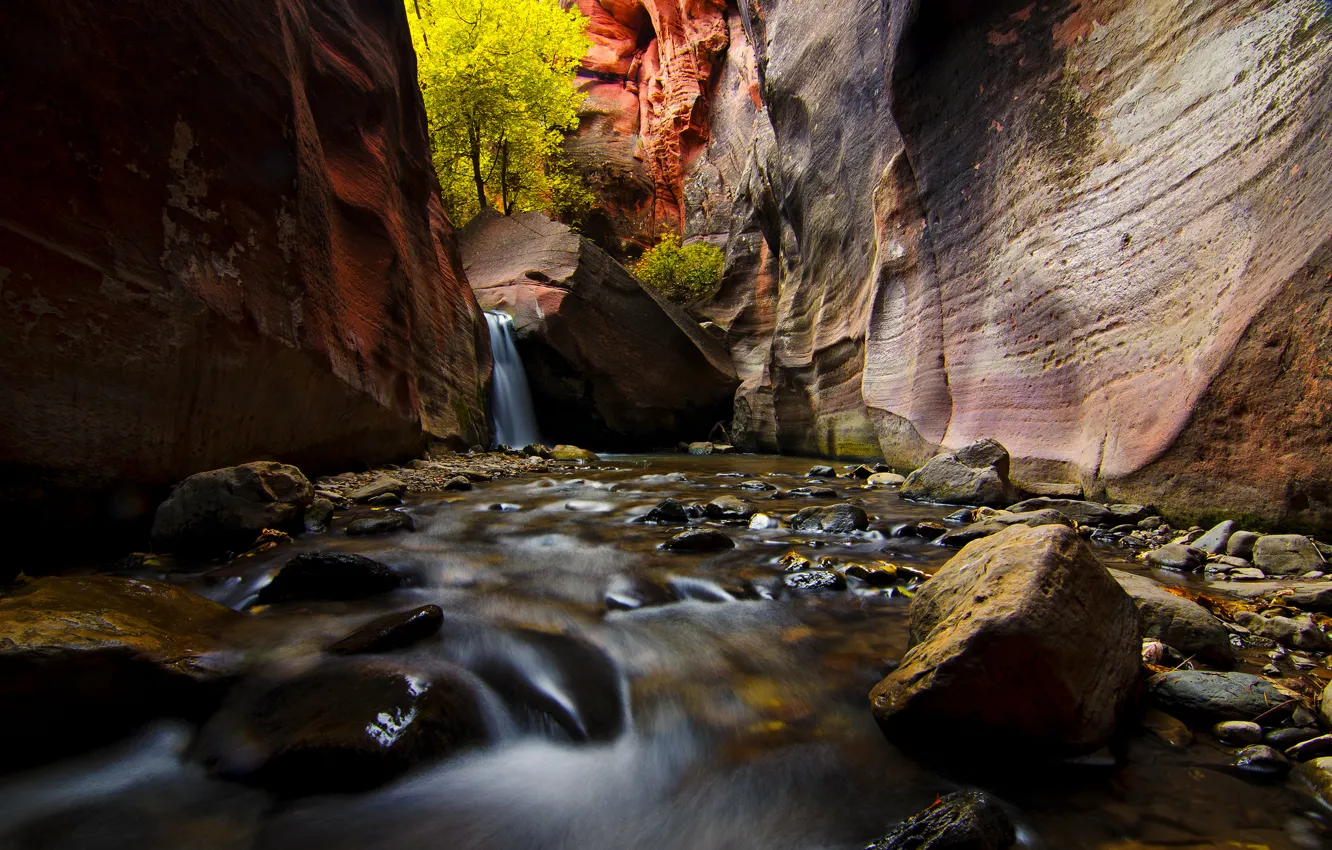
[1265,727,1322,749]
[328,605,445,655]
[1213,720,1263,745]
[1231,744,1291,779]
[748,513,780,530]
[659,529,734,552]
[1286,734,1332,762]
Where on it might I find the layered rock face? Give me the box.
[617,0,1332,530]
[459,211,737,447]
[0,0,490,543]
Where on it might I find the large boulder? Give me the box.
[0,0,490,556]
[151,462,313,557]
[459,211,737,448]
[900,439,1018,508]
[0,576,245,768]
[1253,535,1325,576]
[870,524,1139,756]
[1109,570,1234,667]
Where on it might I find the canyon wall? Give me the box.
[581,0,1332,530]
[0,0,490,543]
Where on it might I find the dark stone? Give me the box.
[328,605,444,655]
[151,462,314,557]
[197,658,488,795]
[1284,587,1332,612]
[705,495,755,521]
[783,570,847,592]
[303,497,334,533]
[1286,734,1332,762]
[345,510,415,536]
[443,476,472,491]
[1004,498,1112,527]
[1230,744,1291,780]
[808,465,836,477]
[790,504,869,533]
[865,790,1016,850]
[738,480,776,491]
[1146,671,1290,723]
[255,552,404,605]
[604,574,674,611]
[660,529,734,552]
[347,475,407,503]
[644,498,688,523]
[1264,727,1322,749]
[365,492,402,507]
[1145,543,1206,571]
[1194,520,1236,555]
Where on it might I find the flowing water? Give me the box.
[485,311,542,449]
[2,454,1330,849]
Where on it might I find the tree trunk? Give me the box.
[469,123,486,210]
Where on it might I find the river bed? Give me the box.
[2,453,1328,849]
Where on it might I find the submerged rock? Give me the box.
[0,576,243,768]
[345,510,416,536]
[660,529,734,552]
[151,462,314,557]
[900,439,1018,508]
[790,504,869,533]
[550,445,602,462]
[870,525,1139,756]
[1110,570,1234,667]
[197,658,489,795]
[328,605,444,655]
[865,790,1016,850]
[807,465,836,478]
[255,552,405,605]
[643,498,689,523]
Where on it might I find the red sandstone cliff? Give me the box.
[0,0,490,540]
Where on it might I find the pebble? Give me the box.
[1286,734,1332,762]
[1265,727,1321,749]
[1212,720,1263,745]
[1231,744,1291,779]
[782,570,846,592]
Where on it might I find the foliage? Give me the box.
[405,0,592,223]
[633,233,725,302]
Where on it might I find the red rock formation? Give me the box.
[568,0,729,253]
[0,0,489,545]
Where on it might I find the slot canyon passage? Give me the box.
[2,0,1332,847]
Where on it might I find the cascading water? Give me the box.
[485,310,543,449]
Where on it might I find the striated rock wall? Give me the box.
[601,0,1332,530]
[0,0,490,544]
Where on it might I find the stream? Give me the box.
[2,453,1328,849]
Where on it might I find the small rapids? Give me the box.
[1,454,1328,849]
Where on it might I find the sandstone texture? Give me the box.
[870,524,1140,756]
[589,0,1332,531]
[459,211,736,447]
[0,0,490,548]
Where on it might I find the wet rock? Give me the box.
[748,512,781,530]
[870,525,1139,756]
[1226,531,1260,560]
[1145,543,1206,572]
[345,510,415,536]
[900,439,1018,508]
[666,576,737,602]
[1286,734,1332,762]
[937,509,1073,548]
[365,492,402,507]
[1194,520,1236,555]
[1146,671,1290,723]
[197,658,488,795]
[328,605,444,655]
[864,789,1015,850]
[896,520,947,539]
[255,552,404,605]
[1231,744,1290,780]
[0,577,243,768]
[1285,587,1332,613]
[303,498,335,533]
[782,570,847,592]
[443,476,473,491]
[551,445,601,462]
[686,442,714,455]
[151,462,314,557]
[1110,570,1234,667]
[705,495,755,522]
[1002,498,1111,527]
[1253,535,1325,576]
[1213,720,1264,745]
[1320,679,1332,730]
[1142,706,1193,748]
[842,562,925,588]
[660,529,734,552]
[1266,727,1322,749]
[790,504,869,533]
[643,498,689,523]
[604,574,674,611]
[347,475,406,503]
[867,471,906,486]
[738,479,776,491]
[807,465,836,477]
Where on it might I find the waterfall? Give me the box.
[485,310,543,449]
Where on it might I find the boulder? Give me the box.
[790,504,870,533]
[1226,531,1261,560]
[254,552,405,606]
[0,576,244,767]
[938,508,1074,546]
[1236,613,1332,652]
[459,211,737,448]
[870,524,1139,756]
[1145,543,1206,572]
[1253,535,1325,576]
[328,605,445,655]
[150,462,313,558]
[1109,570,1234,666]
[1004,498,1112,527]
[0,0,489,555]
[1193,520,1236,555]
[196,658,489,795]
[900,439,1018,508]
[1146,671,1290,723]
[705,495,755,522]
[865,790,1016,850]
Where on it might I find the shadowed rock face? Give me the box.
[593,0,1332,529]
[0,0,490,551]
[459,211,737,448]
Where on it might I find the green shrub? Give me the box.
[632,233,724,302]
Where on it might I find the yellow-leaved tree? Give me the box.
[405,0,592,224]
